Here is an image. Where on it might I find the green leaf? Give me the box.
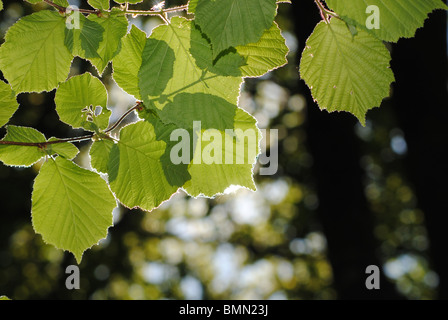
[188,0,198,13]
[236,22,289,77]
[64,14,104,59]
[46,138,79,160]
[183,107,260,197]
[299,18,394,125]
[0,81,18,128]
[189,0,289,14]
[138,38,175,98]
[0,0,3,11]
[32,156,115,263]
[87,12,128,75]
[89,137,114,174]
[0,126,46,167]
[53,0,70,5]
[137,17,260,197]
[0,127,80,166]
[0,10,73,93]
[139,17,242,112]
[25,0,69,5]
[158,93,236,130]
[0,296,10,300]
[347,23,358,37]
[325,0,448,42]
[195,0,277,56]
[138,97,261,198]
[112,25,147,99]
[142,115,192,187]
[88,0,109,10]
[189,23,244,77]
[54,73,110,132]
[92,121,181,212]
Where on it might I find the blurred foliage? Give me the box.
[0,0,441,300]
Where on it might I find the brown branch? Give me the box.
[0,134,94,147]
[124,5,188,16]
[0,102,143,147]
[159,4,189,13]
[41,0,187,17]
[43,0,100,14]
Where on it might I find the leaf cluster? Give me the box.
[0,0,289,262]
[0,0,446,261]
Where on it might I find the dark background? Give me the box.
[0,0,447,300]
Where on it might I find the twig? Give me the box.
[0,102,143,147]
[42,0,187,17]
[125,5,188,16]
[104,102,142,133]
[0,134,94,147]
[43,0,100,14]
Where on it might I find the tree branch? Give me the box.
[41,0,187,17]
[0,134,94,147]
[0,102,143,147]
[124,5,188,16]
[43,0,100,14]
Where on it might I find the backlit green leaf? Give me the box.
[189,23,244,76]
[325,0,448,42]
[46,138,79,160]
[0,10,73,93]
[137,17,261,197]
[158,93,236,130]
[88,0,109,10]
[195,0,277,56]
[32,156,116,263]
[87,12,128,74]
[112,25,147,100]
[188,0,197,13]
[25,0,69,5]
[139,17,242,113]
[92,121,181,211]
[0,81,18,128]
[183,107,260,196]
[89,137,114,174]
[137,96,261,198]
[64,14,104,59]
[236,22,288,77]
[54,73,110,132]
[300,18,394,125]
[0,126,46,167]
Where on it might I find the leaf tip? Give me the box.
[357,116,367,127]
[73,251,84,265]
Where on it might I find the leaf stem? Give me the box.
[43,0,100,14]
